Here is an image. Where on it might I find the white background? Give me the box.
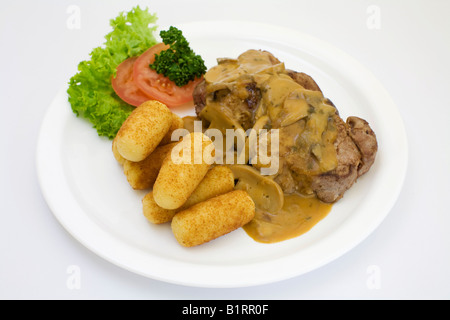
[1,0,449,299]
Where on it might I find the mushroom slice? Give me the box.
[230,165,284,213]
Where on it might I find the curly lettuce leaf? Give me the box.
[67,6,158,139]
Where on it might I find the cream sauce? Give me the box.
[201,49,338,176]
[243,194,332,244]
[195,49,340,243]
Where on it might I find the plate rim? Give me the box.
[36,20,408,288]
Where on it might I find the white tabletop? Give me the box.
[1,0,449,300]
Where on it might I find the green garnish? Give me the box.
[67,6,158,139]
[150,26,206,87]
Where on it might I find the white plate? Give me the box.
[36,21,407,288]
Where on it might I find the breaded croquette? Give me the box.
[159,112,185,146]
[115,100,172,162]
[171,190,256,247]
[142,165,235,224]
[112,135,126,165]
[123,142,177,190]
[152,132,214,210]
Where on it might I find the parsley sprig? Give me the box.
[150,26,206,86]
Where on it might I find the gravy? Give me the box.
[243,194,332,244]
[194,49,340,243]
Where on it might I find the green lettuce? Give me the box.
[67,6,158,139]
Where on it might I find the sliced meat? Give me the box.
[309,115,378,203]
[274,159,297,194]
[194,70,323,116]
[310,114,361,203]
[310,166,359,203]
[346,116,378,177]
[285,69,322,92]
[193,50,378,204]
[193,79,207,115]
[245,82,261,110]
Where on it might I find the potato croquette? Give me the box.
[159,113,185,146]
[171,190,256,247]
[115,100,172,162]
[112,136,125,165]
[181,165,234,209]
[153,132,214,210]
[142,165,235,224]
[123,143,176,190]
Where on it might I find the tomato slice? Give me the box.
[111,57,152,107]
[133,43,203,108]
